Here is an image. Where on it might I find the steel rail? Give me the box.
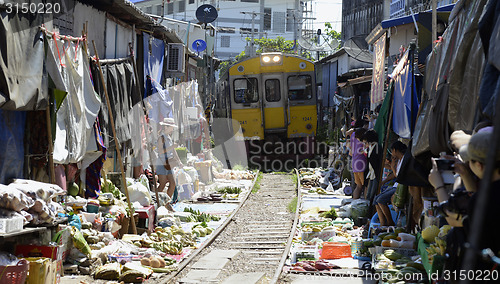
[160,170,261,283]
[270,168,302,284]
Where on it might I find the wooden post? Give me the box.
[374,84,394,198]
[92,41,137,234]
[46,106,56,184]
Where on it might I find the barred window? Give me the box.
[273,12,285,33]
[264,8,271,30]
[221,36,231,48]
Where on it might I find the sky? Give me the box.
[313,0,342,33]
[129,0,342,34]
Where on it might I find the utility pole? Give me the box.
[241,11,266,57]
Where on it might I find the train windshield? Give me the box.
[265,79,281,102]
[287,75,313,100]
[234,78,259,103]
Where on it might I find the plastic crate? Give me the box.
[320,242,352,259]
[0,259,29,284]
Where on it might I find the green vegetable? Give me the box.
[319,207,338,219]
[216,186,242,194]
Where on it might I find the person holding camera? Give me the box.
[428,129,500,275]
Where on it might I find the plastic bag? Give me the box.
[350,200,370,220]
[127,182,152,207]
[10,179,65,201]
[0,184,34,211]
[71,226,91,256]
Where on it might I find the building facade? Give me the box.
[134,0,310,60]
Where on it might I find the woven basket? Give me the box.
[0,259,29,284]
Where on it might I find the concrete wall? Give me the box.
[342,0,384,44]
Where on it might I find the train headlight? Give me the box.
[262,56,271,63]
[306,123,312,130]
[272,55,281,63]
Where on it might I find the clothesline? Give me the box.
[40,26,85,42]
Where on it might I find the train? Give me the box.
[214,52,318,154]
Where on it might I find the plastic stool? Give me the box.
[368,205,400,237]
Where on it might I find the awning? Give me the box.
[348,75,372,85]
[381,4,455,29]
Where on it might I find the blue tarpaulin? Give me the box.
[143,33,165,92]
[0,110,26,184]
[391,50,419,139]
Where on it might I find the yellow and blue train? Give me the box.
[215,52,317,149]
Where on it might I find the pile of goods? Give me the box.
[423,225,451,265]
[290,260,341,272]
[374,249,426,282]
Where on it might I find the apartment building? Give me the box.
[134,0,310,60]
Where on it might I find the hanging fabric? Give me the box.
[91,57,139,148]
[143,33,165,90]
[391,49,419,139]
[47,36,102,164]
[0,110,26,183]
[0,11,46,110]
[85,119,107,198]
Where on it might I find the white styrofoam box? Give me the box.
[0,216,23,234]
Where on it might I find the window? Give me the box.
[178,0,186,13]
[273,12,285,33]
[286,9,294,32]
[221,36,230,47]
[234,78,259,103]
[264,8,271,30]
[240,27,258,35]
[189,0,195,4]
[167,3,173,14]
[219,26,236,33]
[156,5,162,16]
[265,79,280,102]
[145,6,152,14]
[288,75,313,100]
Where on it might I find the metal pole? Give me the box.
[92,41,137,234]
[251,12,256,57]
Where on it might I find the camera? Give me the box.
[436,159,455,171]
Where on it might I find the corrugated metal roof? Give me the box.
[79,0,182,43]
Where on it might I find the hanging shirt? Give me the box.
[350,132,367,173]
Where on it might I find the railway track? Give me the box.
[166,171,300,284]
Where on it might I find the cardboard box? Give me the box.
[23,257,56,284]
[16,245,63,283]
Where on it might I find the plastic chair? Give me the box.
[368,205,401,237]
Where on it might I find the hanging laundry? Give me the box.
[91,57,140,149]
[85,119,107,198]
[0,110,26,184]
[46,37,102,164]
[144,77,174,125]
[0,11,46,110]
[391,50,419,139]
[143,33,165,89]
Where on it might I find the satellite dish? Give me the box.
[196,4,218,24]
[192,39,207,53]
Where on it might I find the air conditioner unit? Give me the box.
[166,43,185,73]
